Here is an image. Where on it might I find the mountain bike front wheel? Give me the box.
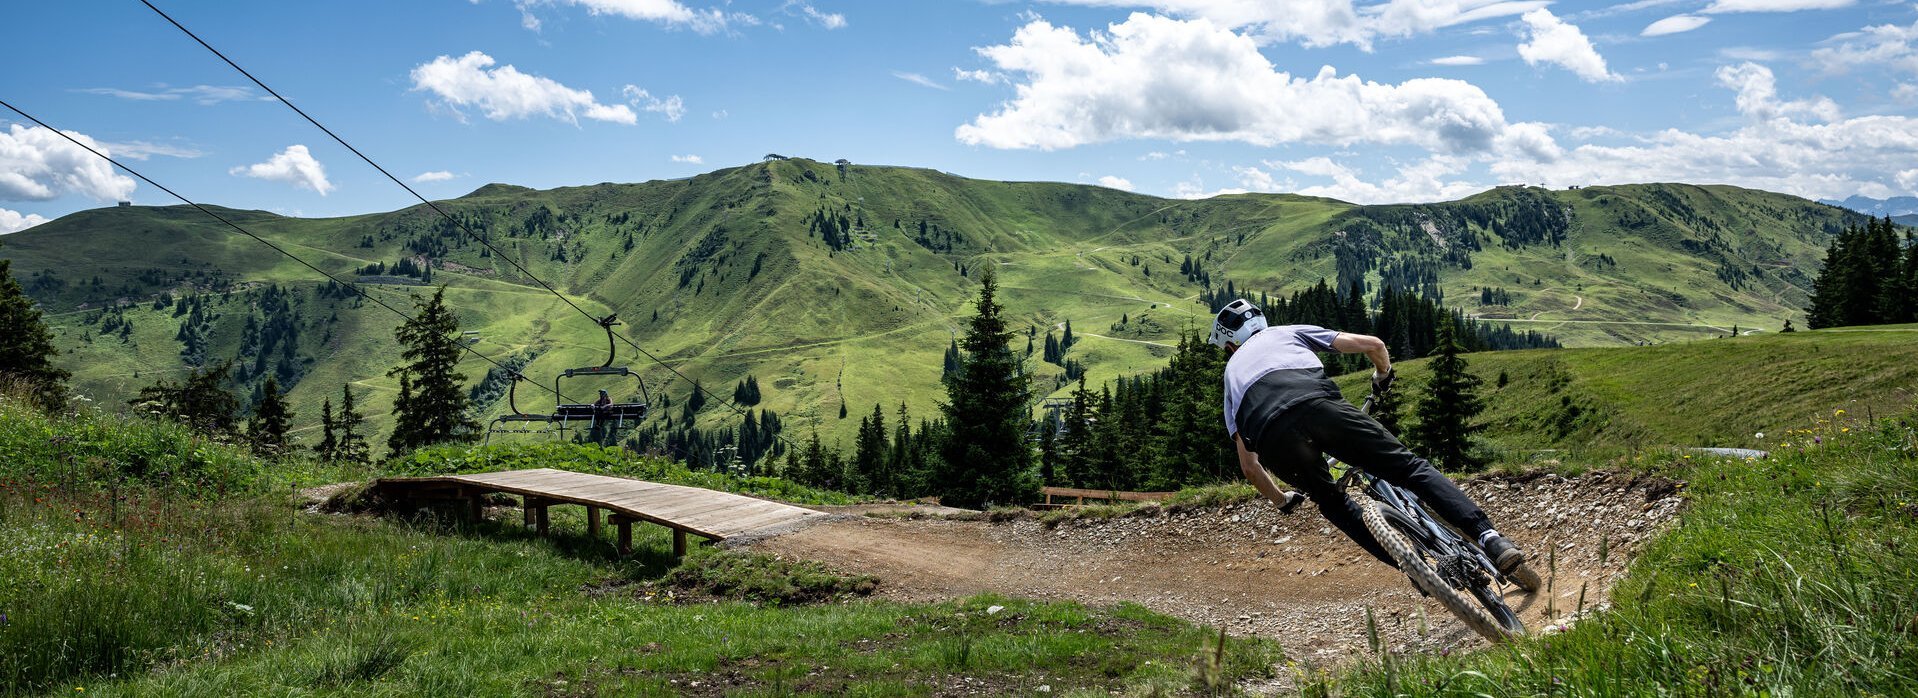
[1355,494,1523,642]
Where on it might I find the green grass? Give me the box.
[0,397,1286,696]
[1337,325,1918,457]
[1320,406,1918,696]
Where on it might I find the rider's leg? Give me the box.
[1252,425,1395,566]
[1291,397,1496,541]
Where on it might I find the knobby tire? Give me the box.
[1354,494,1520,642]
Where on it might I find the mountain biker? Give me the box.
[1211,298,1528,578]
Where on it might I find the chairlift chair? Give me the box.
[484,315,652,445]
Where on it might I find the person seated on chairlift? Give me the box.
[593,389,613,415]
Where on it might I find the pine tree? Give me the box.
[335,384,370,465]
[0,257,69,407]
[936,268,1037,508]
[387,288,480,454]
[246,377,293,456]
[1408,323,1487,472]
[317,398,338,461]
[133,361,240,435]
[1370,380,1405,437]
[854,403,890,497]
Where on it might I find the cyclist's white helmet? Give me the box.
[1209,298,1267,350]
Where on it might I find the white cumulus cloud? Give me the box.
[0,124,137,202]
[622,86,686,122]
[411,51,639,125]
[1516,9,1621,83]
[1032,0,1549,50]
[1492,63,1916,200]
[1641,14,1710,36]
[0,207,49,234]
[230,145,334,195]
[1716,62,1841,121]
[1268,155,1483,203]
[1811,16,1918,76]
[413,170,457,182]
[1097,175,1136,191]
[955,13,1558,159]
[670,154,704,164]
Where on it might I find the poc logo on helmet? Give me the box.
[1209,298,1267,349]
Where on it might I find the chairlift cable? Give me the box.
[0,98,575,407]
[140,0,797,452]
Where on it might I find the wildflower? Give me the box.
[1754,432,1764,439]
[1836,409,1846,416]
[1841,428,1850,433]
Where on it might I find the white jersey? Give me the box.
[1222,324,1340,437]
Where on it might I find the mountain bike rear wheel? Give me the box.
[1356,495,1522,642]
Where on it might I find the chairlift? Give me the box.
[485,315,651,445]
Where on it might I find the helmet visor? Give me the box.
[1216,305,1262,332]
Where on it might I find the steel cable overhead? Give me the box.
[140,0,798,452]
[0,97,576,407]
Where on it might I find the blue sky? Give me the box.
[4,0,1917,233]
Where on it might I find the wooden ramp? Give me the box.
[372,468,827,556]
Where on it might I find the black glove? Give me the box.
[1371,368,1396,395]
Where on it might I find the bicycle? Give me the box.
[1276,375,1541,641]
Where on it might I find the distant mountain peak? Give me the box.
[1818,194,1918,217]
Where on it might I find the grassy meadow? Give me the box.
[0,391,1285,696]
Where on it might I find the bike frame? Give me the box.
[1327,393,1508,589]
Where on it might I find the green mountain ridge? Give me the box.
[0,158,1871,450]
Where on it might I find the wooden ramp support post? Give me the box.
[614,515,634,555]
[674,529,687,558]
[586,506,602,539]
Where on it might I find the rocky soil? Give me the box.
[745,470,1685,670]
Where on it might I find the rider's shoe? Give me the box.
[1481,533,1525,575]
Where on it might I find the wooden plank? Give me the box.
[672,503,814,530]
[685,508,817,536]
[624,495,777,522]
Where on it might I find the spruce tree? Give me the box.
[1369,379,1405,437]
[317,398,338,461]
[247,377,293,456]
[854,403,890,496]
[133,361,240,435]
[387,288,479,454]
[0,257,69,407]
[335,384,370,465]
[1408,323,1487,472]
[936,268,1037,508]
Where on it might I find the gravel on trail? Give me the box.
[744,470,1685,670]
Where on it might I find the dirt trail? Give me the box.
[745,471,1683,666]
